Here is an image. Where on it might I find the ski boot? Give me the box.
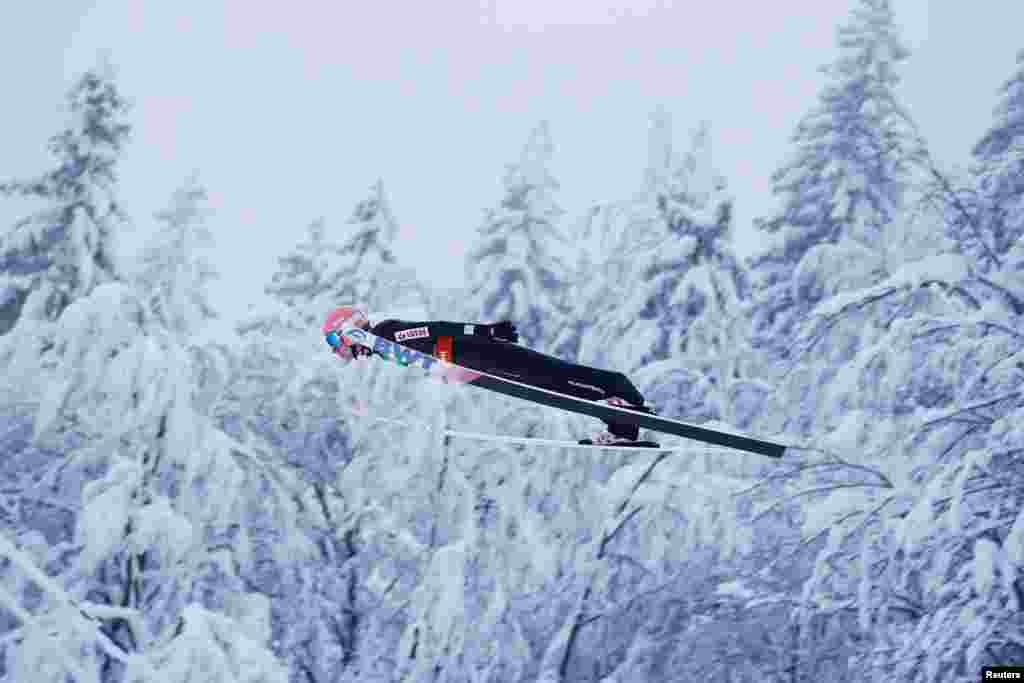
[580,397,660,447]
[579,430,661,448]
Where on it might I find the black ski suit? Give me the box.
[369,319,650,440]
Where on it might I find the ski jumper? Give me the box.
[369,319,650,440]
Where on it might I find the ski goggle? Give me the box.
[325,331,343,350]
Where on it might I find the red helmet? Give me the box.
[323,306,368,361]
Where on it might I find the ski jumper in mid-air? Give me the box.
[324,306,658,447]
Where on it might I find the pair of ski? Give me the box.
[338,326,787,459]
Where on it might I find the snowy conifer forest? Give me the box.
[2,1,1023,681]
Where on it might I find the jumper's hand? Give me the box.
[489,321,519,343]
[352,345,374,359]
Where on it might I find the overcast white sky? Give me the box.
[2,1,1022,320]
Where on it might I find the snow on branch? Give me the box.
[0,530,159,680]
[789,252,976,362]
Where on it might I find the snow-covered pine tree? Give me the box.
[532,448,761,682]
[552,108,680,365]
[2,275,295,681]
[549,204,609,362]
[234,229,328,429]
[236,184,427,455]
[234,188,413,477]
[565,192,661,371]
[237,217,338,375]
[642,120,746,360]
[224,189,448,680]
[465,121,571,348]
[317,179,425,315]
[971,48,1024,268]
[748,0,925,356]
[813,60,1024,676]
[1,175,316,679]
[579,114,716,366]
[136,173,219,338]
[751,238,1024,682]
[742,71,1024,675]
[575,114,751,427]
[0,65,131,334]
[637,122,752,424]
[265,217,329,314]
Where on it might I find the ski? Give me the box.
[340,404,685,452]
[339,326,788,459]
[447,430,664,451]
